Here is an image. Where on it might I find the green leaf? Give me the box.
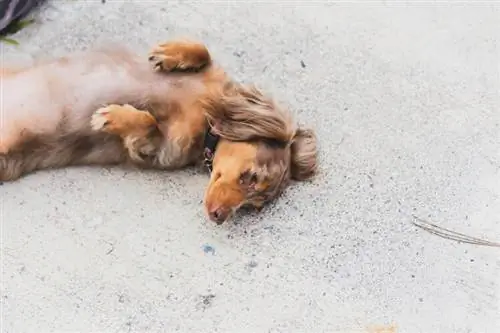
[1,18,35,38]
[17,18,35,28]
[0,37,19,45]
[8,18,35,34]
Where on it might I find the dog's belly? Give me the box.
[1,49,167,152]
[1,70,60,152]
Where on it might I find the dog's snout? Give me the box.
[208,206,229,224]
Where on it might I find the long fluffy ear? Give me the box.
[290,127,318,180]
[202,82,295,143]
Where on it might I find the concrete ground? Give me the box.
[1,1,499,332]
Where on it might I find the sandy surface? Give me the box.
[1,1,499,332]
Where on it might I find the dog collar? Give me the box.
[203,127,220,172]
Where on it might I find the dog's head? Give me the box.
[201,83,318,224]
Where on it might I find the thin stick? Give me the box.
[411,215,500,248]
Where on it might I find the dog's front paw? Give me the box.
[91,104,156,137]
[91,107,111,131]
[148,40,210,73]
[91,104,125,133]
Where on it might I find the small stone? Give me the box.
[248,260,258,268]
[202,244,215,255]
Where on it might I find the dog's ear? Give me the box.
[290,127,318,181]
[202,83,294,143]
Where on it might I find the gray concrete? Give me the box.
[1,1,499,332]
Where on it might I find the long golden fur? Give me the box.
[0,39,318,224]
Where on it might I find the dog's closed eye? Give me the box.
[239,170,258,187]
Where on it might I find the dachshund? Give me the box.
[0,39,318,224]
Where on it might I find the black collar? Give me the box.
[203,127,220,172]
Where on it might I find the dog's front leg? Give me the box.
[91,104,163,164]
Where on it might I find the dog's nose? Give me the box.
[208,206,229,224]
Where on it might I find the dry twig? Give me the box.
[411,215,500,248]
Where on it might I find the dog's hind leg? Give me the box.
[148,39,212,73]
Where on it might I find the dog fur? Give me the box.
[0,39,318,224]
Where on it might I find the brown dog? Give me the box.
[0,39,318,224]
